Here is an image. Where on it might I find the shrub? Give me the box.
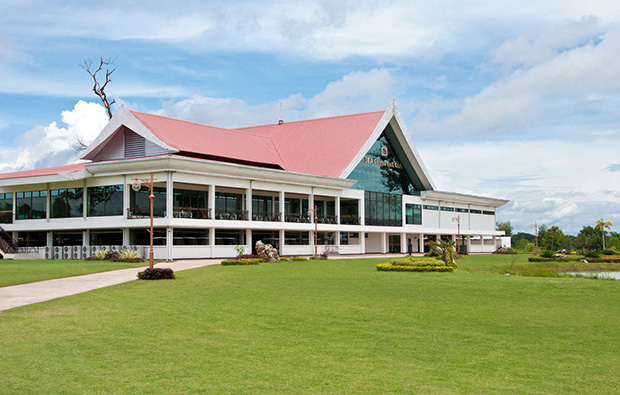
[92,248,108,260]
[603,249,619,256]
[234,245,245,259]
[493,247,517,255]
[540,250,555,258]
[583,250,602,258]
[309,256,328,260]
[240,254,260,259]
[390,258,445,267]
[221,258,261,266]
[137,267,176,280]
[377,263,454,272]
[291,257,308,261]
[121,248,141,259]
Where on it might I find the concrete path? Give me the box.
[0,259,220,312]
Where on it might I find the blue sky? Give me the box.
[1,0,619,234]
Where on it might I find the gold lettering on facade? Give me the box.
[364,157,403,169]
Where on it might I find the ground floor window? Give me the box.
[53,231,83,247]
[174,228,209,245]
[285,231,309,245]
[90,230,123,246]
[251,230,279,251]
[316,232,335,245]
[340,232,360,245]
[130,228,166,245]
[215,229,245,245]
[17,231,47,247]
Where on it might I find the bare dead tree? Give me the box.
[81,57,116,119]
[71,136,90,153]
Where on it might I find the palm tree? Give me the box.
[595,219,613,250]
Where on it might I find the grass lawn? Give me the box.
[0,260,146,287]
[1,256,619,394]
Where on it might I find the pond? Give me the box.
[566,272,620,280]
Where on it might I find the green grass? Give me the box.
[1,256,619,394]
[0,260,146,287]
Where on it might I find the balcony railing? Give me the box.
[173,207,211,219]
[315,215,338,224]
[127,206,166,219]
[365,217,402,227]
[252,211,281,222]
[214,209,249,221]
[0,210,12,224]
[340,215,361,225]
[285,213,311,223]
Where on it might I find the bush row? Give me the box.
[528,257,620,263]
[376,263,454,272]
[389,258,447,267]
[221,258,262,266]
[137,268,175,280]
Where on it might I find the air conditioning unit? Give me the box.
[73,246,82,260]
[63,246,71,259]
[82,246,90,258]
[54,247,62,260]
[45,247,52,260]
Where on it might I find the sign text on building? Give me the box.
[364,157,403,169]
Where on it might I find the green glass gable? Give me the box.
[347,127,419,195]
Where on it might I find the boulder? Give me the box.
[255,240,280,262]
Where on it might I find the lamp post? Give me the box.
[452,216,461,254]
[307,205,318,258]
[132,172,157,269]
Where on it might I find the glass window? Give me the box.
[252,195,273,214]
[340,232,360,245]
[174,228,209,245]
[88,185,124,216]
[130,228,166,245]
[90,230,123,245]
[17,231,47,247]
[53,231,83,247]
[470,209,482,214]
[215,192,242,212]
[0,193,12,223]
[456,208,468,213]
[423,205,438,210]
[215,229,245,245]
[130,186,166,217]
[347,127,420,195]
[440,206,455,212]
[17,190,47,219]
[406,204,422,225]
[173,189,208,209]
[316,232,335,245]
[364,191,402,226]
[483,210,495,215]
[284,231,309,245]
[51,188,83,218]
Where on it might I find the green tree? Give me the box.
[574,226,602,251]
[496,220,513,236]
[595,219,613,250]
[514,238,535,252]
[541,226,564,251]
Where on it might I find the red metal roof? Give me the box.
[235,111,385,177]
[130,111,285,169]
[0,163,86,180]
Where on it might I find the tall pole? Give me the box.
[452,216,461,254]
[149,172,154,269]
[531,222,538,254]
[314,205,318,258]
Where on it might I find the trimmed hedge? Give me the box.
[377,263,454,272]
[389,258,446,267]
[137,268,176,280]
[221,258,262,266]
[279,256,310,261]
[528,257,620,263]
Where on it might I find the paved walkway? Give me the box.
[0,253,417,312]
[0,259,220,312]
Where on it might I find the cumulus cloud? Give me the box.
[417,138,620,234]
[157,68,395,127]
[0,101,108,173]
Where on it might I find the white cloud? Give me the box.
[412,26,620,136]
[157,68,395,127]
[0,101,108,173]
[417,137,620,234]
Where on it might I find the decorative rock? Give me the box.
[255,240,280,262]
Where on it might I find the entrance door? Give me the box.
[388,235,401,253]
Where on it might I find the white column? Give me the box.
[335,196,340,224]
[12,192,16,223]
[209,184,216,219]
[419,234,425,253]
[466,236,471,254]
[480,235,484,253]
[47,231,53,248]
[83,230,90,246]
[246,185,252,221]
[166,172,174,218]
[309,188,314,223]
[122,228,130,245]
[279,191,285,222]
[437,201,441,228]
[123,176,130,220]
[279,229,285,254]
[492,235,497,250]
[166,228,173,261]
[245,229,252,253]
[400,232,407,253]
[360,231,366,254]
[381,233,387,254]
[359,197,365,225]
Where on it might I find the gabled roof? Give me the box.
[234,111,385,177]
[0,163,86,180]
[130,111,285,169]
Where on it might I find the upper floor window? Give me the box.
[50,188,83,218]
[16,190,47,219]
[423,205,438,210]
[406,204,422,225]
[440,206,455,212]
[88,185,124,216]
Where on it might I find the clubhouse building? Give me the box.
[0,101,508,260]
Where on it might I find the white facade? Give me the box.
[0,102,508,260]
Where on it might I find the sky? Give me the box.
[0,0,619,234]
